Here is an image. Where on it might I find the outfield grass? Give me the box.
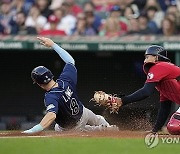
[0,138,179,154]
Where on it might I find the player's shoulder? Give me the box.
[151,62,173,68]
[44,92,54,100]
[149,62,177,73]
[58,63,77,83]
[66,63,77,71]
[156,62,172,66]
[44,91,62,107]
[44,90,61,100]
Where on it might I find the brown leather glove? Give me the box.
[91,91,122,114]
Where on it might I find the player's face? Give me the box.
[144,55,157,63]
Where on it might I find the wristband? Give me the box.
[23,124,44,134]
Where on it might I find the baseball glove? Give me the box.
[91,91,122,114]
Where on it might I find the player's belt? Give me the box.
[176,76,180,81]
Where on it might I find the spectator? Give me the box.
[127,18,140,34]
[44,8,64,31]
[177,0,180,11]
[0,0,14,34]
[24,0,35,8]
[0,0,179,36]
[165,0,178,8]
[146,6,159,33]
[99,16,123,37]
[66,0,83,16]
[144,0,162,10]
[23,0,35,14]
[158,0,179,12]
[54,7,64,20]
[132,0,146,11]
[49,0,64,10]
[138,14,152,34]
[91,0,119,12]
[25,5,47,33]
[166,4,180,21]
[36,0,53,18]
[124,4,136,20]
[109,5,128,33]
[165,12,180,33]
[165,12,176,22]
[40,14,66,36]
[123,4,140,30]
[166,4,180,32]
[57,2,77,35]
[10,0,31,16]
[83,1,102,34]
[159,17,176,36]
[157,0,168,11]
[144,0,165,28]
[72,13,96,36]
[166,4,179,14]
[10,11,37,35]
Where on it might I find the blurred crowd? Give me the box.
[0,0,180,37]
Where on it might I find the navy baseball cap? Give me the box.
[110,5,121,12]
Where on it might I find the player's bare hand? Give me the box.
[37,37,54,48]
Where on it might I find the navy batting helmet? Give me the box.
[145,45,170,62]
[31,66,54,84]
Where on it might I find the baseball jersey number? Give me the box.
[70,98,79,115]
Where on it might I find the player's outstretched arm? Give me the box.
[22,112,56,134]
[91,83,156,113]
[37,37,75,65]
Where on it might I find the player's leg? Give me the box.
[84,107,110,126]
[82,107,118,131]
[74,106,118,131]
[167,107,180,135]
[54,107,95,132]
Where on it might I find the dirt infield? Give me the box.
[0,130,151,138]
[1,130,176,139]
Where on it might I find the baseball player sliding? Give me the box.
[92,45,180,135]
[23,37,118,134]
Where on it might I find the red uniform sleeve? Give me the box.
[146,64,169,83]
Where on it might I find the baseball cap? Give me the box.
[48,15,59,23]
[110,5,121,12]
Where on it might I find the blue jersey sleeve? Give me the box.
[59,63,77,85]
[44,97,58,114]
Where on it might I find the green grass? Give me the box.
[0,138,179,154]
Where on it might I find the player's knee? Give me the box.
[167,112,180,135]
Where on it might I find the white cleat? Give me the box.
[100,125,119,131]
